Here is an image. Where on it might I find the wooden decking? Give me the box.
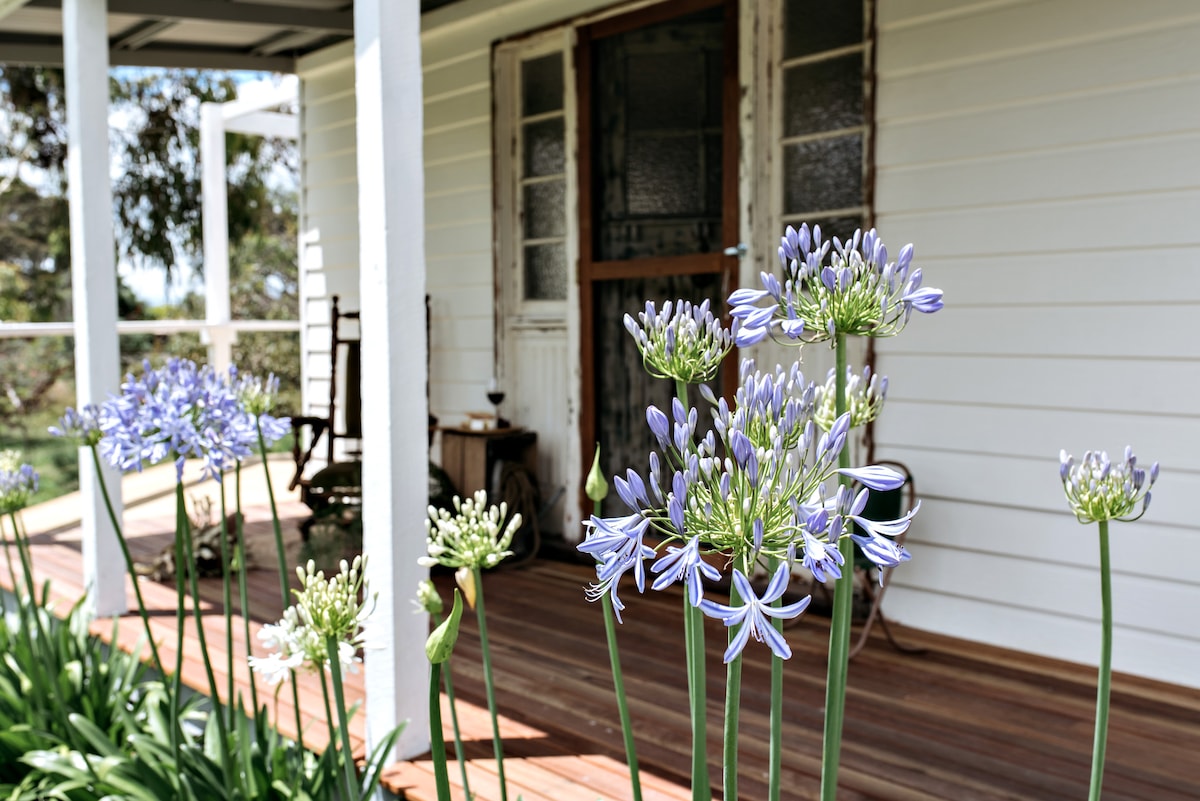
[7,462,1200,800]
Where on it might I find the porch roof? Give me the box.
[0,0,465,72]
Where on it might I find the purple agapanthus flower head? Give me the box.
[1060,447,1158,524]
[96,358,262,483]
[728,223,943,346]
[48,404,103,447]
[578,352,917,647]
[623,298,736,385]
[234,370,291,446]
[0,452,39,515]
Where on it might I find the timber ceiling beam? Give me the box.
[0,39,297,71]
[26,0,353,34]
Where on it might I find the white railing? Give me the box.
[0,319,300,338]
[0,320,301,373]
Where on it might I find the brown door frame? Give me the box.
[575,0,740,513]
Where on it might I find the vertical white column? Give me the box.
[353,0,429,763]
[200,102,234,373]
[63,0,125,616]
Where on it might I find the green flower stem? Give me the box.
[233,464,262,723]
[0,516,17,596]
[429,662,452,801]
[589,486,643,801]
[443,658,472,799]
[768,555,784,801]
[177,483,236,784]
[472,566,508,801]
[170,483,188,769]
[256,426,305,748]
[217,474,235,720]
[1089,519,1113,801]
[326,635,361,801]
[6,511,62,732]
[676,378,711,801]
[88,446,164,675]
[602,591,643,801]
[317,666,346,798]
[821,332,852,801]
[722,556,744,801]
[429,605,472,801]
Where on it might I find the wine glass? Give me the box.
[486,377,505,427]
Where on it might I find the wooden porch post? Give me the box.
[63,0,126,616]
[200,101,235,374]
[353,0,430,763]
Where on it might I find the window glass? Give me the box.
[591,5,726,262]
[519,53,567,301]
[784,0,863,60]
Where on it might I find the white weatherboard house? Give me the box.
[3,0,1197,763]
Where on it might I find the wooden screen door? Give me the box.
[577,0,739,515]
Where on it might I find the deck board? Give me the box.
[5,461,1199,800]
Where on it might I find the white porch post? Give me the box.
[200,102,235,373]
[63,0,125,616]
[353,0,429,763]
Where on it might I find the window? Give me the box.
[517,50,568,303]
[778,0,868,235]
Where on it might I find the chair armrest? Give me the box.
[290,416,329,490]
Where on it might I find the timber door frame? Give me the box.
[575,0,741,512]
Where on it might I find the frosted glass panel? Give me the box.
[626,51,705,130]
[524,243,567,300]
[523,118,565,177]
[783,54,863,137]
[591,5,726,262]
[626,135,703,216]
[783,134,863,214]
[523,180,566,239]
[784,0,863,59]
[521,53,563,116]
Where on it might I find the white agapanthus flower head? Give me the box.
[422,491,522,570]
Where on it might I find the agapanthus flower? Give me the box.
[48,405,103,447]
[623,298,735,384]
[813,365,887,431]
[415,578,444,616]
[252,556,375,685]
[295,555,375,645]
[698,564,812,662]
[650,536,721,607]
[234,370,291,446]
[0,452,38,515]
[249,606,320,685]
[579,513,655,621]
[728,223,943,347]
[422,491,522,570]
[578,357,917,656]
[1060,447,1158,524]
[95,358,262,482]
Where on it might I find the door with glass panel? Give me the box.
[577,0,739,516]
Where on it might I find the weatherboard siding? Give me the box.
[295,0,1200,688]
[871,0,1200,687]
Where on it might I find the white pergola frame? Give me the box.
[7,0,430,770]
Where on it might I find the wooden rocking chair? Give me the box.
[289,294,445,540]
[289,295,363,539]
